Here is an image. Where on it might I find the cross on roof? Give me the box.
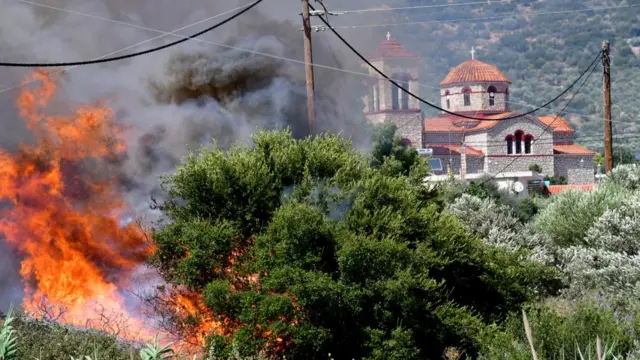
[386,31,391,41]
[470,47,476,60]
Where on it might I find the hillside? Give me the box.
[341,0,640,153]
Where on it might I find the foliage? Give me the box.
[0,308,16,360]
[478,300,639,359]
[528,164,543,173]
[534,182,628,247]
[447,194,555,266]
[544,175,567,185]
[368,122,427,178]
[140,336,175,360]
[150,129,556,359]
[0,309,137,360]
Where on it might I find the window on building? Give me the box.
[401,74,410,110]
[375,84,380,111]
[445,90,451,109]
[391,83,399,110]
[524,134,534,154]
[488,86,496,106]
[506,135,513,154]
[514,130,523,154]
[428,158,443,171]
[463,88,471,106]
[368,86,375,112]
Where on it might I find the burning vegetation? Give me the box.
[0,70,218,353]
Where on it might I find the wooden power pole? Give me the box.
[301,0,316,133]
[602,40,614,173]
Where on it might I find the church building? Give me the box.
[362,33,596,193]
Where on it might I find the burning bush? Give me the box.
[150,129,560,359]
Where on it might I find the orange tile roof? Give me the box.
[553,144,595,155]
[537,115,575,133]
[424,112,520,133]
[546,184,596,194]
[369,38,419,59]
[440,59,511,86]
[431,144,484,156]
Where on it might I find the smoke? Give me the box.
[0,0,395,312]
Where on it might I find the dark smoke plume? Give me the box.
[0,0,397,312]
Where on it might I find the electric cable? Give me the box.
[0,0,263,67]
[477,51,602,185]
[1,0,617,125]
[336,1,496,13]
[309,2,602,122]
[334,3,640,29]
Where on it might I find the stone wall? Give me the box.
[432,155,459,175]
[485,115,555,175]
[554,155,595,184]
[486,155,554,176]
[467,156,485,174]
[366,111,424,148]
[440,82,509,114]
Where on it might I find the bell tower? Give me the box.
[362,32,423,147]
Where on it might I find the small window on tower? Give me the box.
[463,88,471,106]
[488,86,496,106]
[445,91,451,109]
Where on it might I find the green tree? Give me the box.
[368,122,425,178]
[151,129,557,359]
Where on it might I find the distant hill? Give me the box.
[344,0,640,152]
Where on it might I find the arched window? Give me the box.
[524,134,534,154]
[463,88,471,106]
[505,135,513,154]
[401,138,412,147]
[514,130,524,154]
[488,86,496,106]
[375,84,380,111]
[445,90,451,109]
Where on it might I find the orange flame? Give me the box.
[0,70,218,349]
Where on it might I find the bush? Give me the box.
[478,300,639,359]
[150,129,558,359]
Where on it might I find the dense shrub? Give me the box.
[150,129,557,359]
[478,300,640,359]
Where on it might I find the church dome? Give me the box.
[440,59,511,86]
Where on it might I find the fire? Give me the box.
[0,70,218,349]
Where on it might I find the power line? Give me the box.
[335,1,493,13]
[0,0,263,67]
[333,3,640,29]
[0,2,257,94]
[309,2,601,122]
[6,0,628,127]
[478,50,602,185]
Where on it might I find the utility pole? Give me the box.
[301,0,316,133]
[602,40,613,174]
